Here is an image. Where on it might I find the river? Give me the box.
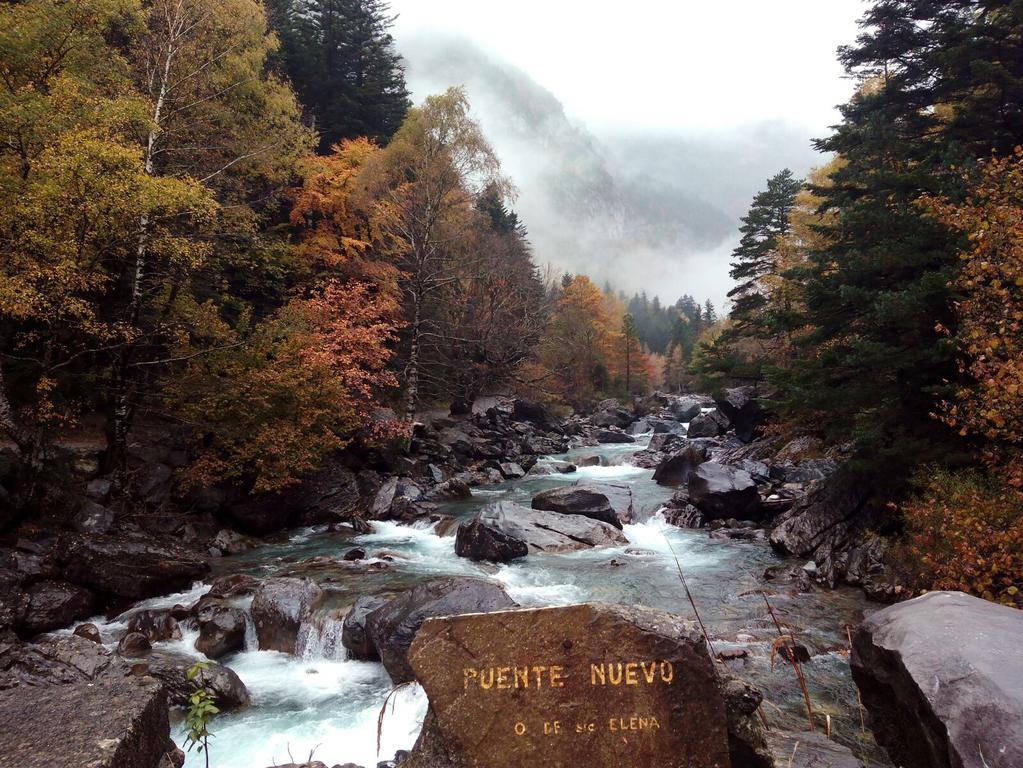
[79,434,886,767]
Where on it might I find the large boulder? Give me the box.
[671,396,705,422]
[851,591,1023,768]
[0,633,121,687]
[365,578,516,683]
[250,577,324,654]
[20,580,95,635]
[194,601,247,659]
[454,519,529,563]
[466,501,628,555]
[714,387,768,443]
[687,463,761,521]
[56,533,208,601]
[652,445,707,487]
[594,429,635,444]
[589,406,633,429]
[510,399,563,434]
[580,482,635,524]
[406,603,730,768]
[145,651,250,710]
[686,409,729,438]
[341,595,389,660]
[530,486,622,529]
[126,609,181,644]
[0,677,174,768]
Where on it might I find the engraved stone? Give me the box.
[406,603,731,768]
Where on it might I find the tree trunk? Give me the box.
[404,292,422,424]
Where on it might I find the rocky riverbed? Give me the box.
[0,390,990,768]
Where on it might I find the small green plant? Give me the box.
[184,661,219,768]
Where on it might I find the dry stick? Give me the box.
[847,625,867,734]
[757,586,816,732]
[664,535,716,658]
[377,682,415,757]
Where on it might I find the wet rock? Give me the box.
[766,731,864,768]
[510,399,562,434]
[343,547,367,562]
[406,603,730,768]
[118,631,152,657]
[454,518,529,563]
[686,409,729,438]
[590,406,634,429]
[530,486,622,529]
[714,386,768,443]
[579,482,635,524]
[652,444,707,487]
[469,501,628,554]
[56,533,209,601]
[21,580,95,635]
[593,429,635,444]
[71,500,115,535]
[0,676,172,768]
[341,595,389,660]
[194,602,247,659]
[687,462,761,521]
[145,651,250,709]
[251,577,324,654]
[366,577,516,683]
[74,622,102,643]
[663,502,704,529]
[206,573,260,599]
[497,462,525,480]
[0,633,120,687]
[126,609,181,644]
[851,590,1023,768]
[671,396,705,422]
[574,454,601,467]
[211,528,259,556]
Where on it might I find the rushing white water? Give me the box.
[170,437,877,767]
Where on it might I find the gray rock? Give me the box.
[473,501,629,554]
[194,602,247,659]
[590,407,633,429]
[145,651,250,710]
[126,609,181,644]
[0,676,173,768]
[530,486,622,528]
[342,595,390,660]
[852,591,1023,768]
[71,501,115,535]
[578,482,635,524]
[686,409,729,438]
[497,462,525,480]
[594,429,635,444]
[454,518,529,563]
[714,386,768,443]
[766,731,864,767]
[652,445,707,487]
[687,463,760,520]
[671,396,706,422]
[366,578,516,683]
[21,580,95,635]
[251,578,323,654]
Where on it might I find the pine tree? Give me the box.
[773,0,1023,470]
[726,169,802,333]
[269,0,410,151]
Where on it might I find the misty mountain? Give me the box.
[398,33,826,304]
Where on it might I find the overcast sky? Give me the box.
[389,1,868,307]
[391,1,865,135]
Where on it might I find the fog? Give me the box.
[391,1,864,308]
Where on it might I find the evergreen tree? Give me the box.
[774,0,1023,470]
[726,169,802,333]
[269,0,410,151]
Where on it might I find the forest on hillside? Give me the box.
[1,0,1022,608]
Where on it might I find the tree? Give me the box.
[168,281,398,493]
[268,0,410,150]
[770,1,1023,470]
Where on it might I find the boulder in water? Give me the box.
[714,386,768,443]
[594,429,635,444]
[671,396,705,422]
[126,609,181,644]
[530,486,622,528]
[851,590,1023,768]
[406,603,730,768]
[145,651,250,710]
[455,518,529,563]
[652,445,707,487]
[470,501,628,554]
[250,577,324,654]
[687,462,761,520]
[365,577,516,684]
[685,409,729,438]
[56,533,208,601]
[117,631,152,657]
[589,406,633,429]
[194,601,247,659]
[341,595,389,660]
